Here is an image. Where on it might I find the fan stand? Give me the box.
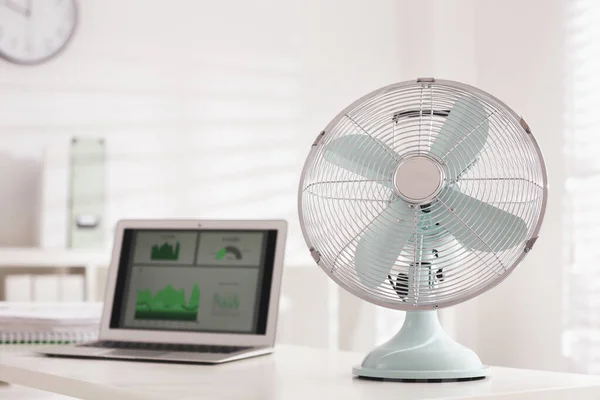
[353,310,489,381]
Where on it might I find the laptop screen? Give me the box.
[109,228,278,335]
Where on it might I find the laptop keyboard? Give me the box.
[79,341,250,354]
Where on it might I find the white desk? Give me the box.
[1,383,71,399]
[1,345,600,400]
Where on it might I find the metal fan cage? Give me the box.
[298,78,547,310]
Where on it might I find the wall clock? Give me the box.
[0,0,77,65]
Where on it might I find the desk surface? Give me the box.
[1,383,71,400]
[1,345,600,400]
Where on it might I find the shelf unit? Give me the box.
[0,248,110,302]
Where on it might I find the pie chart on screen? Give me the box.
[197,232,264,266]
[216,246,243,260]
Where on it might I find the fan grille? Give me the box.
[298,79,547,310]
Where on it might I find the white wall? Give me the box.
[0,0,405,348]
[0,0,404,266]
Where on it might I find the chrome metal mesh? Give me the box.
[298,79,547,310]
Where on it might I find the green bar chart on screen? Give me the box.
[150,241,181,261]
[135,284,200,321]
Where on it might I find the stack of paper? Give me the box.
[0,302,102,344]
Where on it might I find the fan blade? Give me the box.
[436,186,528,252]
[354,200,413,289]
[429,97,489,181]
[323,135,399,184]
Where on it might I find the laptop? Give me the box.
[39,219,287,364]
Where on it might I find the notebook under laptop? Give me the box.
[39,219,287,364]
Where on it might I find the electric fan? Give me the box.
[298,78,547,381]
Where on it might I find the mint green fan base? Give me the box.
[353,311,489,380]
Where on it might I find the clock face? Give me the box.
[0,0,77,65]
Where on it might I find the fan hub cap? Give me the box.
[393,156,445,203]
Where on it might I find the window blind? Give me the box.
[564,0,600,374]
